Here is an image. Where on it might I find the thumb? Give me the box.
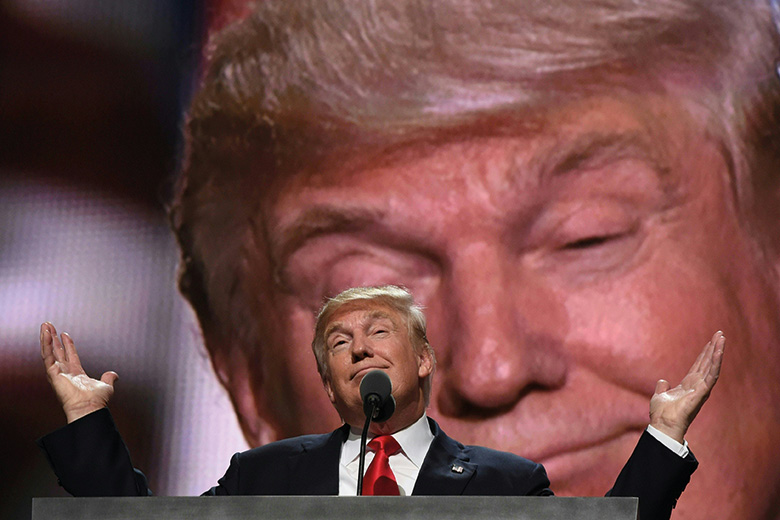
[100,371,119,387]
[654,379,671,394]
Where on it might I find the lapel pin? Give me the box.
[451,465,464,474]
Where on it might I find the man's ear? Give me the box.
[208,334,276,446]
[323,374,336,404]
[418,346,434,379]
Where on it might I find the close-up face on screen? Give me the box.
[3,1,780,520]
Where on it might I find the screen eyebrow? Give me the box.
[270,205,387,266]
[539,131,670,180]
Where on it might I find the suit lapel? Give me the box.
[412,418,476,495]
[288,424,350,495]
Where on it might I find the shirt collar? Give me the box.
[341,414,434,468]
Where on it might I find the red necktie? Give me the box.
[363,435,402,495]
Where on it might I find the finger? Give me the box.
[689,339,710,374]
[61,332,81,367]
[40,324,60,375]
[42,330,68,384]
[100,371,119,387]
[654,379,671,395]
[710,330,723,345]
[704,335,725,388]
[47,323,66,363]
[40,323,51,360]
[694,335,716,377]
[698,332,723,376]
[716,332,726,355]
[697,340,715,379]
[49,325,66,363]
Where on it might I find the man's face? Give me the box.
[319,301,432,431]
[239,92,780,518]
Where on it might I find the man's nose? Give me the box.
[350,335,374,362]
[434,243,569,417]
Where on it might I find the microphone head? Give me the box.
[359,370,395,421]
[360,370,392,402]
[373,394,396,422]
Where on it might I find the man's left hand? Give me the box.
[649,331,725,444]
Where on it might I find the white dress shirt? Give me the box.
[646,424,689,457]
[338,414,688,496]
[340,414,433,496]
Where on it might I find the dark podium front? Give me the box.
[33,496,638,520]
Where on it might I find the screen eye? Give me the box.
[563,234,621,250]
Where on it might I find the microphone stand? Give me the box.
[356,399,378,496]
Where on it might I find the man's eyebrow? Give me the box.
[366,310,394,324]
[324,310,395,340]
[540,131,669,179]
[324,321,349,340]
[271,206,386,265]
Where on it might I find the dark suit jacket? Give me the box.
[38,408,698,520]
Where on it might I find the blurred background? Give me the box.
[0,1,253,518]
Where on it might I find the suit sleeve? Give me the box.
[201,452,241,495]
[607,430,698,520]
[37,408,152,496]
[527,462,554,496]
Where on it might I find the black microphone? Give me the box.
[359,370,396,422]
[356,370,396,495]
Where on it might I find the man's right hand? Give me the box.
[40,322,118,423]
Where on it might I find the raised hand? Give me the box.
[649,331,725,443]
[40,322,118,423]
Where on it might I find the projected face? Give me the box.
[239,93,780,518]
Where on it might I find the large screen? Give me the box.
[4,2,780,520]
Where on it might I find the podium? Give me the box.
[33,496,638,520]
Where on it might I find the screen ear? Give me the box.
[752,170,780,277]
[208,335,273,446]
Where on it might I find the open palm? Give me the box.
[649,331,725,443]
[40,322,118,423]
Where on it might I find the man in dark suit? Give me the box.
[38,285,721,520]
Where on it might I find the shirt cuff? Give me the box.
[646,425,689,458]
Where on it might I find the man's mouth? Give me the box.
[351,365,388,381]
